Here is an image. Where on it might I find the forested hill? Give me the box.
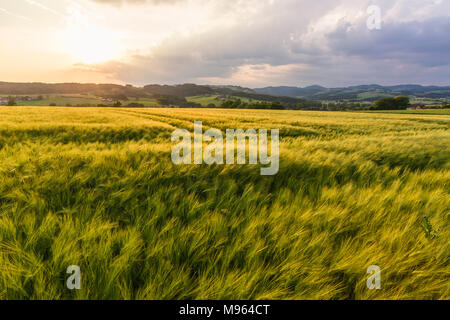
[0,82,214,97]
[254,85,450,101]
[1,81,448,104]
[0,82,313,106]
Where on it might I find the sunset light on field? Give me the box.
[0,0,449,305]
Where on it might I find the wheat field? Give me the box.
[0,107,448,300]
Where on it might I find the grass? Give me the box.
[187,95,262,106]
[0,107,448,300]
[122,98,161,107]
[363,109,450,116]
[7,94,163,107]
[13,94,103,106]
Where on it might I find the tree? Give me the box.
[221,100,236,108]
[373,96,410,110]
[270,101,284,110]
[7,98,16,106]
[126,103,145,108]
[156,95,187,106]
[373,97,395,110]
[393,96,410,109]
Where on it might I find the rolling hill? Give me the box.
[254,84,450,101]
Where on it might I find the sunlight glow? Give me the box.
[65,7,120,64]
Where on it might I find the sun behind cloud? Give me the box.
[65,6,121,64]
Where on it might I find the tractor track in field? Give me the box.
[113,109,218,131]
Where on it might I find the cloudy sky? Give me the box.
[1,0,449,87]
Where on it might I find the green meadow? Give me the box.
[186,95,262,106]
[0,107,448,300]
[363,109,450,116]
[11,94,104,107]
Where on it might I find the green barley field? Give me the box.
[0,107,448,300]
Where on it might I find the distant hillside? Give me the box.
[0,82,216,98]
[0,82,123,95]
[207,85,255,94]
[254,84,450,101]
[0,82,310,106]
[1,81,449,104]
[253,86,326,98]
[143,84,215,97]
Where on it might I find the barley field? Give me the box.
[0,107,449,300]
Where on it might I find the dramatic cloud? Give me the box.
[2,0,450,86]
[75,0,450,86]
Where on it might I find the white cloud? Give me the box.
[3,0,450,86]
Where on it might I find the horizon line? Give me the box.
[1,80,450,89]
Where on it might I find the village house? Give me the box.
[408,104,425,110]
